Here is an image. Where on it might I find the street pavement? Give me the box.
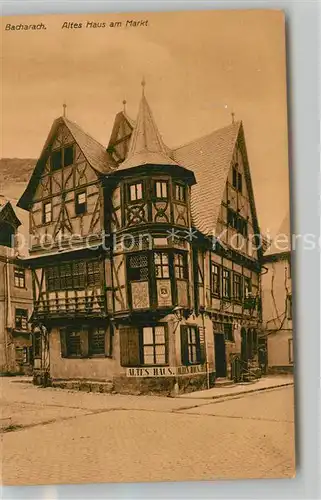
[1,377,296,486]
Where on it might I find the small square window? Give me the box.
[75,190,87,215]
[43,202,52,224]
[64,146,74,167]
[14,268,25,288]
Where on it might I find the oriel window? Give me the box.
[142,325,167,365]
[75,190,87,215]
[174,183,186,202]
[222,269,231,299]
[155,180,168,199]
[43,201,52,224]
[14,267,25,288]
[174,253,188,279]
[128,253,149,281]
[129,182,143,202]
[154,252,169,278]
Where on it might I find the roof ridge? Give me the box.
[173,120,241,152]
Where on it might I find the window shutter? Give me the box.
[105,325,113,357]
[198,326,206,364]
[119,327,140,366]
[60,328,67,358]
[80,329,88,358]
[180,326,189,366]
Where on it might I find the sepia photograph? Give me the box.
[1,9,295,486]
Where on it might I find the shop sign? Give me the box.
[126,364,207,378]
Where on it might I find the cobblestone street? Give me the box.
[1,377,295,486]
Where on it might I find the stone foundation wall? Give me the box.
[113,371,216,396]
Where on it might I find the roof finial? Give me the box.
[122,99,127,113]
[231,111,235,124]
[141,76,146,96]
[63,103,67,118]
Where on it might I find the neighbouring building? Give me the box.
[18,85,265,394]
[0,200,33,374]
[261,214,293,373]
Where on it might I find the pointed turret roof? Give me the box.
[118,86,180,171]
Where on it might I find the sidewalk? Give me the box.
[178,375,294,400]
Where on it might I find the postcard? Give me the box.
[0,9,295,485]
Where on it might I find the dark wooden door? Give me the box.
[214,333,227,377]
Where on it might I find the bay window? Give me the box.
[155,180,168,199]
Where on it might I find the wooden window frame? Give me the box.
[181,325,201,366]
[210,263,221,296]
[154,180,168,200]
[63,145,74,167]
[15,308,28,331]
[88,327,106,357]
[75,189,87,215]
[174,182,186,203]
[45,260,101,292]
[222,268,231,299]
[244,276,252,298]
[233,272,243,302]
[66,329,82,358]
[154,252,170,279]
[51,145,74,171]
[14,267,25,288]
[42,201,52,224]
[232,163,242,193]
[128,181,144,203]
[140,325,168,366]
[174,252,188,280]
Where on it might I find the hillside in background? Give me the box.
[0,158,36,256]
[0,158,36,183]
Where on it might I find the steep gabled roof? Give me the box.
[18,116,117,210]
[0,201,21,228]
[118,93,180,171]
[63,117,116,174]
[264,211,291,256]
[173,121,241,235]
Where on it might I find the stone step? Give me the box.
[214,378,236,388]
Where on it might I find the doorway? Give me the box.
[214,333,227,377]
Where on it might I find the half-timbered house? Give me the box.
[18,85,263,394]
[0,201,33,374]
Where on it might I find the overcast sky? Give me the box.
[1,9,289,236]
